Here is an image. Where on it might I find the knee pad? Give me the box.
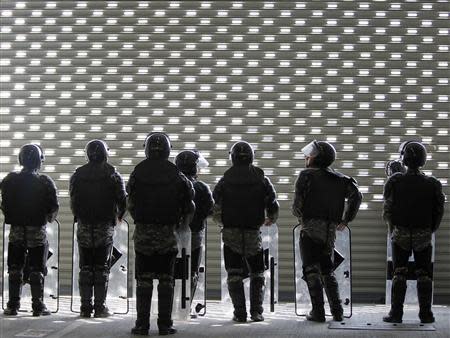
[94,269,109,284]
[9,270,23,283]
[321,272,338,284]
[303,264,321,280]
[416,269,432,283]
[29,271,44,285]
[79,270,94,286]
[393,267,408,283]
[136,271,154,288]
[227,267,244,284]
[158,274,174,288]
[249,273,265,283]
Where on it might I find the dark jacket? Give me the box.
[293,167,362,224]
[383,169,445,231]
[213,164,279,229]
[189,179,214,232]
[0,169,59,227]
[70,162,126,225]
[127,158,195,225]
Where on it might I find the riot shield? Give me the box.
[385,233,435,305]
[2,220,60,313]
[150,224,191,321]
[293,224,352,318]
[71,220,129,314]
[220,224,279,314]
[191,229,206,317]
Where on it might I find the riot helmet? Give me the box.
[85,139,109,163]
[301,140,336,168]
[175,150,209,177]
[229,141,254,165]
[144,132,171,160]
[385,160,406,177]
[399,141,427,169]
[18,144,44,170]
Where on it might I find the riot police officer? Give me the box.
[383,141,445,324]
[69,140,127,318]
[0,144,59,316]
[213,141,279,323]
[128,133,195,336]
[292,140,362,322]
[175,150,214,307]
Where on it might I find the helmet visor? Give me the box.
[197,152,209,168]
[301,141,320,157]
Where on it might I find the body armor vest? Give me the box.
[72,163,117,224]
[221,165,266,230]
[132,159,184,225]
[2,172,49,227]
[391,173,436,229]
[301,168,348,223]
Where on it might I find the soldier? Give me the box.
[292,140,362,322]
[0,144,59,316]
[213,141,279,323]
[69,140,127,318]
[128,133,195,336]
[383,141,445,324]
[175,150,214,307]
[385,160,406,177]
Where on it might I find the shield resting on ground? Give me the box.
[150,224,191,321]
[71,220,129,314]
[191,229,206,317]
[220,224,279,314]
[293,224,352,318]
[2,220,60,313]
[385,233,435,305]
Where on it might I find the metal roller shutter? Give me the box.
[0,1,448,303]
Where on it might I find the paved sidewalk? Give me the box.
[1,298,449,338]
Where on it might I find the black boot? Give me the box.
[79,270,93,318]
[305,273,325,322]
[383,273,407,323]
[4,271,22,316]
[228,280,247,322]
[250,276,265,322]
[93,270,112,318]
[322,273,344,321]
[29,272,51,316]
[131,283,153,336]
[157,280,177,335]
[417,276,434,323]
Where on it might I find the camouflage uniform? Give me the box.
[214,163,279,321]
[69,161,127,317]
[128,157,195,334]
[0,169,58,315]
[383,168,445,323]
[293,167,362,322]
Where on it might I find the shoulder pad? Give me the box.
[251,165,265,179]
[39,174,55,185]
[299,168,317,176]
[386,172,403,186]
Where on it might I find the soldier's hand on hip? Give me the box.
[337,222,347,231]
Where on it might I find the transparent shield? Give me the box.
[294,224,352,318]
[262,223,279,312]
[71,220,129,314]
[191,230,206,317]
[2,220,59,313]
[385,233,435,305]
[220,225,279,314]
[150,225,191,321]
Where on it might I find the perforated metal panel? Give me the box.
[0,1,449,301]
